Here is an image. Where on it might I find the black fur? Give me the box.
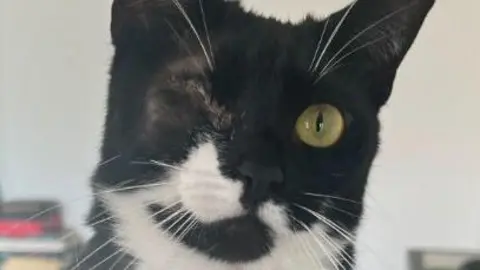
[76,0,434,269]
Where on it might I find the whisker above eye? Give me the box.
[312,0,358,73]
[308,17,331,72]
[317,34,388,81]
[164,18,207,76]
[199,0,215,65]
[170,0,214,70]
[317,2,419,81]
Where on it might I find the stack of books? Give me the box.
[0,200,82,270]
[409,248,480,270]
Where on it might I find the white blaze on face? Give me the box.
[105,141,246,223]
[177,142,245,223]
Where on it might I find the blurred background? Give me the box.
[0,0,479,269]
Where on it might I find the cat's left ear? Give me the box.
[317,0,435,108]
[111,0,234,51]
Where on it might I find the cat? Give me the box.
[71,0,434,269]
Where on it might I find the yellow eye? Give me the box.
[295,104,345,148]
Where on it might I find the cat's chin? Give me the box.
[148,204,273,262]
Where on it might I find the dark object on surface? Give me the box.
[410,249,480,270]
[460,260,480,270]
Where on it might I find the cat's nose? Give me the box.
[238,161,284,207]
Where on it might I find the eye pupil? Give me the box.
[295,104,345,148]
[315,113,324,132]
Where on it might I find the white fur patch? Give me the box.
[239,0,353,23]
[177,142,244,223]
[102,141,345,269]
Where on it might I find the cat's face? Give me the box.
[92,0,433,268]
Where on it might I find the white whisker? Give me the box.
[165,210,190,235]
[304,192,362,205]
[12,180,146,236]
[309,17,330,72]
[199,0,214,65]
[147,200,182,221]
[294,204,356,243]
[154,208,185,231]
[316,226,352,270]
[147,160,183,170]
[325,204,360,219]
[108,251,128,270]
[122,258,139,270]
[312,0,358,72]
[292,216,341,270]
[89,248,125,270]
[2,181,171,254]
[290,217,325,269]
[96,182,172,194]
[164,19,207,74]
[318,35,387,80]
[176,214,198,242]
[146,159,230,179]
[99,155,121,167]
[318,2,418,77]
[70,236,119,270]
[171,0,213,70]
[170,211,193,240]
[61,215,115,243]
[297,204,396,269]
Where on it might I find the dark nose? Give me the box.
[238,161,284,207]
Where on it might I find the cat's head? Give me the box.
[93,0,434,266]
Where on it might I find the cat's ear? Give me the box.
[318,0,435,108]
[111,0,232,51]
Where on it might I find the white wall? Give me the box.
[358,1,480,269]
[1,0,112,234]
[1,1,479,270]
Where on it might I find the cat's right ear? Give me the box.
[111,0,233,51]
[315,0,435,108]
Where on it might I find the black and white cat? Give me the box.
[72,0,434,269]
